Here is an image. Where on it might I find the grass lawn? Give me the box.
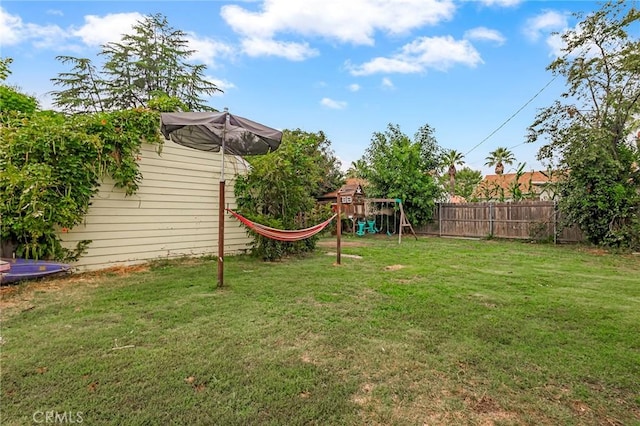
[1,236,639,425]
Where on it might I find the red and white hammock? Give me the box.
[226,209,337,242]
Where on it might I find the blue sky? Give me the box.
[1,0,604,175]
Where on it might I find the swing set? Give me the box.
[355,199,397,237]
[355,198,417,243]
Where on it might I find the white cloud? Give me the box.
[28,23,71,49]
[0,7,33,45]
[222,0,455,44]
[0,7,76,50]
[545,32,566,57]
[464,27,505,46]
[205,77,236,96]
[348,35,482,76]
[46,10,64,17]
[545,24,602,59]
[477,0,522,6]
[381,77,394,89]
[72,13,143,46]
[220,0,455,60]
[241,37,318,60]
[320,97,347,109]
[347,57,422,75]
[523,10,572,58]
[0,9,142,51]
[187,34,236,67]
[523,10,568,42]
[348,83,361,92]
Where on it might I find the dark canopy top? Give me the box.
[160,111,282,155]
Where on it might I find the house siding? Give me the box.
[61,139,252,271]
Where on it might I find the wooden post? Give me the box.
[218,109,229,288]
[336,192,341,265]
[218,180,225,287]
[553,200,557,245]
[489,202,494,238]
[398,205,403,244]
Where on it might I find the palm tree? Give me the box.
[485,147,516,175]
[442,149,465,195]
[346,159,368,178]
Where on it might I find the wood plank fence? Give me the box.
[415,201,584,243]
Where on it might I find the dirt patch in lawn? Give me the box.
[384,264,404,271]
[317,240,369,248]
[0,264,150,320]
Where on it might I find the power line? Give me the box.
[464,76,557,157]
[508,140,529,151]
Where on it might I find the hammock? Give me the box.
[226,209,337,242]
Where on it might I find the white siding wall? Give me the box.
[61,139,252,271]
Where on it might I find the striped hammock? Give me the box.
[226,209,337,242]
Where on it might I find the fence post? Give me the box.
[489,203,494,237]
[553,200,557,245]
[438,202,442,237]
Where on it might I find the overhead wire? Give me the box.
[463,76,558,158]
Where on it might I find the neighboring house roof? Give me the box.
[473,171,559,200]
[447,195,467,204]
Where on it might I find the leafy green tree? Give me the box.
[528,0,640,249]
[0,57,14,81]
[414,124,445,172]
[50,13,220,113]
[453,167,482,200]
[441,149,465,196]
[234,129,342,260]
[360,123,443,225]
[346,159,368,179]
[485,147,515,175]
[50,57,105,113]
[0,57,38,114]
[507,162,529,202]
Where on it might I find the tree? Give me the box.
[0,57,38,114]
[346,159,368,178]
[360,123,443,225]
[453,167,483,200]
[234,129,342,260]
[0,57,14,81]
[441,149,465,196]
[485,147,516,175]
[528,0,640,249]
[50,13,221,113]
[50,57,105,113]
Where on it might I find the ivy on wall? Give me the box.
[0,108,162,260]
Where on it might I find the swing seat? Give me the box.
[356,221,367,236]
[366,220,379,234]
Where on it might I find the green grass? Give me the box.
[1,236,639,425]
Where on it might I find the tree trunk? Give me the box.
[448,165,456,195]
[495,162,504,175]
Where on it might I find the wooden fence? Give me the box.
[415,201,584,243]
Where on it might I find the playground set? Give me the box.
[324,181,417,242]
[350,198,417,243]
[226,188,417,269]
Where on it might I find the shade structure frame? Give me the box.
[160,111,283,287]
